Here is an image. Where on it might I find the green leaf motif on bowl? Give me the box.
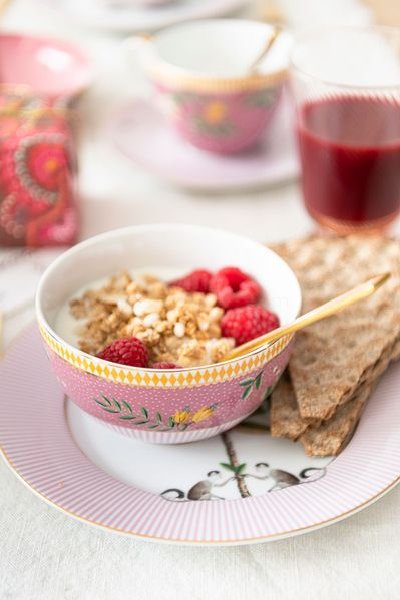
[239,371,264,400]
[94,396,218,431]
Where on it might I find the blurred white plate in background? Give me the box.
[39,0,251,33]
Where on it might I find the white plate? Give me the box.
[39,0,250,33]
[1,325,399,545]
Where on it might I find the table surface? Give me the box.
[1,1,400,599]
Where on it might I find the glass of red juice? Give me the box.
[291,26,400,234]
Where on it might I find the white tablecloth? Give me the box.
[1,1,399,599]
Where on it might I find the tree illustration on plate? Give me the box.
[220,433,250,498]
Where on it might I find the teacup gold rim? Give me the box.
[138,19,291,93]
[148,62,288,93]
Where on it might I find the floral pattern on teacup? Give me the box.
[193,100,235,137]
[158,83,283,152]
[246,88,279,108]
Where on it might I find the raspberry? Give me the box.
[210,267,260,309]
[217,279,260,309]
[171,269,213,293]
[97,337,149,367]
[151,362,180,369]
[211,267,249,292]
[221,305,280,346]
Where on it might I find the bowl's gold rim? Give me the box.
[38,319,295,388]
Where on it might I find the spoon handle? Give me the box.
[223,272,390,361]
[249,27,281,72]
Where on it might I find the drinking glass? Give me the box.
[291,26,400,234]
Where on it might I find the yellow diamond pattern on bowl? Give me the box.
[39,323,291,388]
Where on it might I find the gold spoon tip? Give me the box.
[372,272,391,289]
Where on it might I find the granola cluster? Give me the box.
[69,272,235,367]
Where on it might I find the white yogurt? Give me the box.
[54,266,185,348]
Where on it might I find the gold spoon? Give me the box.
[249,26,282,73]
[223,272,391,362]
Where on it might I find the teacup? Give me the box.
[134,19,292,154]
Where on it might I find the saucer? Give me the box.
[39,0,250,33]
[0,33,92,98]
[110,94,299,191]
[1,325,399,545]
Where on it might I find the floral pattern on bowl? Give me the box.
[94,394,218,431]
[48,339,292,444]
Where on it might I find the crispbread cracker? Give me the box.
[270,377,309,440]
[271,236,400,421]
[300,382,372,456]
[270,335,399,455]
[270,373,369,454]
[301,336,398,455]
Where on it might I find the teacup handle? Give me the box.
[121,34,154,70]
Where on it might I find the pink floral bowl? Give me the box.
[132,20,292,154]
[36,224,301,444]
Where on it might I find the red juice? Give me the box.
[298,95,400,231]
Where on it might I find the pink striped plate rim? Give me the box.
[0,325,399,546]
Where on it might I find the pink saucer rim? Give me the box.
[109,97,300,192]
[0,31,93,98]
